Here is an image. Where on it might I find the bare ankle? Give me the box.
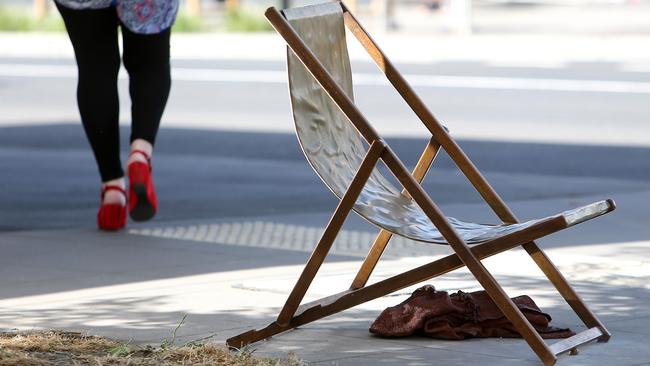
[128,139,153,165]
[102,178,126,205]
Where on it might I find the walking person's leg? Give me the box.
[56,3,127,230]
[121,26,172,221]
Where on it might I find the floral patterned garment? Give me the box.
[55,0,178,34]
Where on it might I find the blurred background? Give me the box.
[0,0,648,230]
[2,0,650,34]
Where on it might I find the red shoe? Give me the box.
[97,185,127,231]
[128,149,157,221]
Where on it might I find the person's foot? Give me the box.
[128,140,157,222]
[97,179,127,231]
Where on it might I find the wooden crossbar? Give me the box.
[549,327,604,355]
[276,139,386,326]
[351,136,440,290]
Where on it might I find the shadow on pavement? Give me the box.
[1,270,648,365]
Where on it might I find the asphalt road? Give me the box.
[0,57,648,231]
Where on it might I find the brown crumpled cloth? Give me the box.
[370,285,574,340]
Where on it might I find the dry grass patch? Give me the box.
[0,331,303,366]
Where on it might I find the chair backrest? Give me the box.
[284,2,441,243]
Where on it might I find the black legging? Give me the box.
[56,3,171,182]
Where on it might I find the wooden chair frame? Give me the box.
[227,4,615,365]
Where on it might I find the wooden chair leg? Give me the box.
[351,137,440,290]
[523,241,611,341]
[382,147,557,365]
[276,140,386,326]
[351,230,393,290]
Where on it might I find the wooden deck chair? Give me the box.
[226,2,616,365]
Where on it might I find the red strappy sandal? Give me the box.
[97,185,127,231]
[128,149,158,221]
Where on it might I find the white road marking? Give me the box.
[2,63,650,94]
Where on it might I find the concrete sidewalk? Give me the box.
[1,187,648,365]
